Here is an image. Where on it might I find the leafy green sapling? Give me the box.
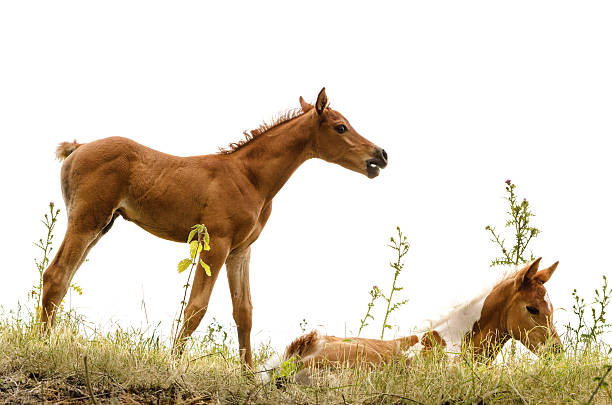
[173,224,211,347]
[178,224,211,275]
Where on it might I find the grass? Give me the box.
[1,315,611,404]
[4,197,610,403]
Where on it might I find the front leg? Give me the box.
[174,238,230,355]
[226,246,253,368]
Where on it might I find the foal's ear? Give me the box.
[315,87,329,115]
[517,257,541,286]
[534,261,559,284]
[299,96,313,113]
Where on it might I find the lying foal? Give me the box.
[265,259,561,384]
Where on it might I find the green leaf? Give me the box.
[203,229,210,251]
[190,240,203,259]
[177,259,191,273]
[187,229,197,243]
[200,259,211,276]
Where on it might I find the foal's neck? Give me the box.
[231,112,316,200]
[467,283,511,359]
[431,293,489,354]
[438,288,510,359]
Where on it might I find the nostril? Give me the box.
[381,149,388,162]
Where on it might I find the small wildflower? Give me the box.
[49,201,55,208]
[505,179,511,185]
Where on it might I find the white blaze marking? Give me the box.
[544,292,553,311]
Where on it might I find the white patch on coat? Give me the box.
[431,294,487,354]
[416,264,524,354]
[403,341,424,360]
[258,352,283,383]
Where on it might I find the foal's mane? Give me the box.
[424,265,522,332]
[218,107,305,154]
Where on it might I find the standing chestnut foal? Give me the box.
[41,88,388,367]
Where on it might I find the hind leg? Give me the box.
[226,247,254,367]
[40,212,117,329]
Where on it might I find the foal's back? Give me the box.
[283,331,420,368]
[59,136,234,242]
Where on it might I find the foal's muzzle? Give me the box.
[366,147,388,178]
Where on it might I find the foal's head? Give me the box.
[300,88,388,179]
[483,258,561,355]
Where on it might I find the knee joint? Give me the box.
[184,304,207,322]
[233,305,252,328]
[42,271,64,296]
[42,270,55,286]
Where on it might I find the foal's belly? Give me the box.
[117,203,194,243]
[118,174,210,242]
[117,158,273,250]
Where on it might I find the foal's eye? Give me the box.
[335,124,347,134]
[526,306,540,315]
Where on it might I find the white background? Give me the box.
[1,1,611,350]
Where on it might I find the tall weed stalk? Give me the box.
[565,276,612,352]
[486,179,540,267]
[32,202,59,321]
[357,227,409,339]
[31,202,82,325]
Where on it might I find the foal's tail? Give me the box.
[284,330,321,360]
[55,140,83,161]
[259,330,322,383]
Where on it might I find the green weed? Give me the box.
[486,179,540,267]
[357,226,409,339]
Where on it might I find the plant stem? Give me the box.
[173,234,200,347]
[586,365,612,405]
[380,227,409,340]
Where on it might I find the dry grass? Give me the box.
[1,317,611,404]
